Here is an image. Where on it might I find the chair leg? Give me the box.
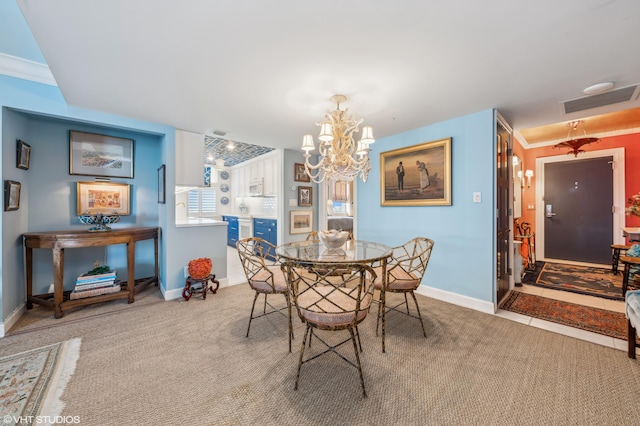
[263,293,268,314]
[349,327,367,398]
[355,324,363,352]
[295,324,311,391]
[628,319,637,359]
[622,263,631,296]
[410,291,427,338]
[246,291,260,338]
[404,293,410,314]
[285,293,293,353]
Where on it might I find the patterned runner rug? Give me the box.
[501,291,639,345]
[522,261,625,301]
[0,338,81,422]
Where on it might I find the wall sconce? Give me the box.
[525,170,534,188]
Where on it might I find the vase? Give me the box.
[188,258,212,279]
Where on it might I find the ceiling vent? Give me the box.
[561,84,640,114]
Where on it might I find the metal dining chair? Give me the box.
[237,237,293,352]
[373,237,434,353]
[281,260,377,397]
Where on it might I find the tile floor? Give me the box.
[227,248,630,352]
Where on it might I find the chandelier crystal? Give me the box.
[301,94,374,183]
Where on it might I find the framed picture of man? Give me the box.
[380,137,452,206]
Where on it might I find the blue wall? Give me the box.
[0,74,174,322]
[358,110,496,303]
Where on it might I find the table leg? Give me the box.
[202,279,207,300]
[622,262,631,296]
[26,247,33,310]
[127,240,135,303]
[52,247,64,319]
[182,281,192,301]
[381,258,388,354]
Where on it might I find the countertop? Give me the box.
[176,218,228,228]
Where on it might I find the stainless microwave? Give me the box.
[249,178,263,196]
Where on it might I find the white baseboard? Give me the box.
[415,284,496,314]
[162,277,241,301]
[0,303,27,338]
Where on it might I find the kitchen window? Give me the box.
[188,188,216,217]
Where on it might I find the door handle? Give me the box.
[545,204,556,218]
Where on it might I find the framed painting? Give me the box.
[76,181,131,215]
[380,137,452,206]
[4,180,21,211]
[17,140,31,170]
[157,164,166,204]
[70,131,134,178]
[298,186,312,207]
[294,163,310,182]
[290,210,313,234]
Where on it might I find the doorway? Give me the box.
[535,148,626,264]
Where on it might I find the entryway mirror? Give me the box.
[513,155,522,218]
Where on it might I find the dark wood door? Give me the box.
[543,157,613,264]
[496,118,511,302]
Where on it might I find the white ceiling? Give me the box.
[17,0,640,150]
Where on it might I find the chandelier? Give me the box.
[553,120,599,157]
[301,94,375,183]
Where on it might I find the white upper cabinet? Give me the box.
[231,150,279,197]
[175,130,205,186]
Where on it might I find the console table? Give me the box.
[23,227,160,318]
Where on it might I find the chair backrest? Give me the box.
[237,237,280,292]
[388,237,434,286]
[281,261,376,330]
[306,231,319,241]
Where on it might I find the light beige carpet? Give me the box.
[3,284,640,425]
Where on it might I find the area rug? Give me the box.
[522,261,624,301]
[0,338,81,421]
[501,291,639,345]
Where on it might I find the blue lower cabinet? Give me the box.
[253,218,277,259]
[222,215,239,247]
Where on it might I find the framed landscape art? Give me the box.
[70,131,134,178]
[77,181,131,215]
[380,137,452,206]
[290,210,313,234]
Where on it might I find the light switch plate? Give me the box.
[473,192,481,203]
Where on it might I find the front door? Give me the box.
[543,157,613,264]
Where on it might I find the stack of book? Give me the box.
[71,270,121,300]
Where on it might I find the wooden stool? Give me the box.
[182,274,220,301]
[611,244,631,275]
[620,256,640,296]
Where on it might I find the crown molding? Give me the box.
[0,53,57,86]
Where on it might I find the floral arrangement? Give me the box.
[188,257,212,279]
[626,193,640,217]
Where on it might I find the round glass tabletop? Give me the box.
[276,240,391,264]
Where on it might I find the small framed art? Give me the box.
[17,140,31,170]
[77,181,131,215]
[298,186,312,207]
[294,163,310,182]
[4,180,21,211]
[290,210,313,234]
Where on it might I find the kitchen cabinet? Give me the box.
[253,218,277,260]
[222,215,239,247]
[176,129,205,186]
[231,151,279,198]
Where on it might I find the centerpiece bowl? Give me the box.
[318,230,350,249]
[78,211,120,232]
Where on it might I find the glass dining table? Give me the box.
[276,239,393,352]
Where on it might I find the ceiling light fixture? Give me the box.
[553,120,599,157]
[583,81,614,95]
[301,94,375,183]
